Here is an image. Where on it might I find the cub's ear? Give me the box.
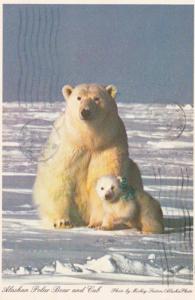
[106,85,117,99]
[117,176,123,183]
[62,85,74,100]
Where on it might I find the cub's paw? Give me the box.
[88,222,102,229]
[100,225,114,231]
[88,224,95,229]
[53,219,73,229]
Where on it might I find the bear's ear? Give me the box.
[106,85,117,99]
[62,85,74,100]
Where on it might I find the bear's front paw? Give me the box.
[53,219,73,229]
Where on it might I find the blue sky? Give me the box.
[3,5,193,103]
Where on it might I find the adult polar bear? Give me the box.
[33,83,143,229]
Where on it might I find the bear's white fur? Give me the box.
[33,83,143,229]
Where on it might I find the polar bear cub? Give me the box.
[96,175,164,233]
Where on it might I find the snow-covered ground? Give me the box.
[2,102,193,285]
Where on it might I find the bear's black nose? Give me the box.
[81,108,91,120]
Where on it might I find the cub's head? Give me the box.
[62,83,118,125]
[96,175,121,203]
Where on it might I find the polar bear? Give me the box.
[96,175,164,233]
[33,83,143,229]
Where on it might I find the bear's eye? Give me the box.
[101,187,104,190]
[111,186,115,190]
[94,97,100,103]
[77,96,82,101]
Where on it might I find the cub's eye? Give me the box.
[101,187,104,190]
[111,186,115,190]
[77,96,81,101]
[94,97,100,102]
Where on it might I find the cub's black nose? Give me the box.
[105,193,112,200]
[81,108,91,120]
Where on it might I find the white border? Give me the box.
[0,1,194,299]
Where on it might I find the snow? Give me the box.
[2,254,192,285]
[184,104,193,110]
[86,255,117,273]
[148,141,193,149]
[41,264,56,275]
[2,102,193,285]
[16,266,31,275]
[55,261,82,274]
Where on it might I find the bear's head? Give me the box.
[62,83,118,126]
